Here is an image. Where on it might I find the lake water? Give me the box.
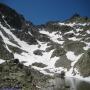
[0,87,21,90]
[40,77,90,90]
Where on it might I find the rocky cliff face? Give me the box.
[0,3,90,82]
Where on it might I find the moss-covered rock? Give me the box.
[51,47,66,58]
[67,13,90,23]
[0,37,14,60]
[0,59,51,89]
[33,49,44,56]
[45,22,73,33]
[64,40,86,55]
[32,62,47,68]
[75,49,90,77]
[0,59,33,89]
[8,45,27,54]
[46,41,62,52]
[55,55,71,69]
[80,25,90,30]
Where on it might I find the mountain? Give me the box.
[0,3,90,89]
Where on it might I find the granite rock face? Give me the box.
[0,3,90,83]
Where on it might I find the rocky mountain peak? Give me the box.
[0,3,90,86]
[0,3,25,29]
[67,13,90,23]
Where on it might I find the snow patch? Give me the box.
[83,42,90,50]
[66,51,78,61]
[59,22,75,27]
[0,31,18,47]
[76,28,83,32]
[0,59,5,64]
[68,37,81,41]
[64,30,74,35]
[66,54,83,76]
[86,30,90,34]
[40,30,64,44]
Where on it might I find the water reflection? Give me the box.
[77,80,90,90]
[66,77,90,90]
[40,76,90,90]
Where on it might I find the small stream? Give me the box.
[40,76,90,90]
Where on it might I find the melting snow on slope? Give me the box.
[0,23,60,74]
[68,37,81,41]
[59,22,89,27]
[86,30,90,34]
[76,28,83,32]
[0,22,90,82]
[40,30,64,44]
[14,49,59,68]
[59,22,75,27]
[0,59,5,64]
[0,31,18,47]
[83,42,90,50]
[5,44,12,53]
[66,53,83,76]
[0,23,38,52]
[65,52,90,82]
[64,30,74,34]
[66,51,78,61]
